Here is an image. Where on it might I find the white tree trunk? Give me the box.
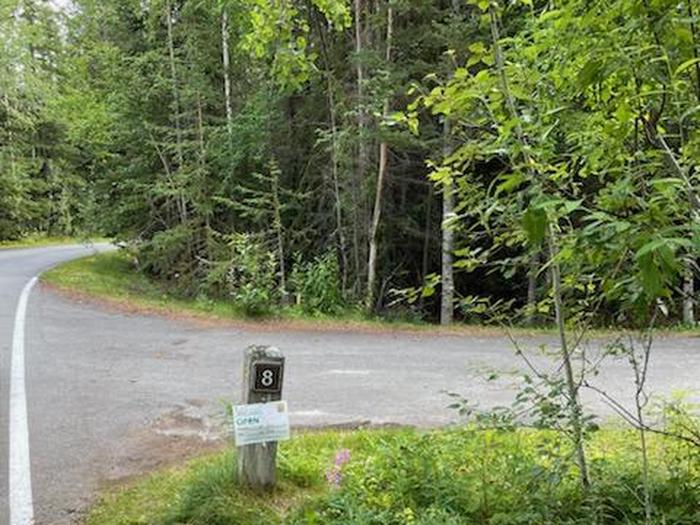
[352,0,366,293]
[221,9,233,133]
[683,261,696,325]
[166,0,182,164]
[165,0,186,224]
[440,119,454,325]
[271,169,287,300]
[366,6,393,310]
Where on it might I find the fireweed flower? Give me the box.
[335,448,351,466]
[325,449,351,487]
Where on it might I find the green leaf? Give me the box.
[421,285,435,298]
[615,100,633,124]
[468,42,487,55]
[561,199,583,215]
[522,207,547,246]
[496,173,526,194]
[635,237,688,259]
[637,253,663,298]
[577,59,603,88]
[675,57,700,76]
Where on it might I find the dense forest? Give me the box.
[1,0,698,326]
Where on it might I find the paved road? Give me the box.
[1,245,699,524]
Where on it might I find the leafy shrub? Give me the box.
[136,230,282,316]
[287,429,700,525]
[289,252,344,315]
[222,233,279,316]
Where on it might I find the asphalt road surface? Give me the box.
[1,245,699,524]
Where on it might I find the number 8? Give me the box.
[261,369,274,387]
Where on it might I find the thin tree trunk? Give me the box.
[628,325,656,525]
[271,169,287,300]
[165,0,186,224]
[166,0,183,165]
[548,227,591,490]
[328,79,348,294]
[366,6,393,311]
[526,251,539,325]
[418,185,434,313]
[688,1,700,102]
[315,12,349,293]
[440,118,454,325]
[366,137,387,309]
[196,93,205,165]
[683,3,699,327]
[490,3,590,489]
[221,9,233,133]
[4,94,17,178]
[636,393,652,524]
[353,0,367,294]
[683,263,695,325]
[196,93,206,229]
[196,92,213,254]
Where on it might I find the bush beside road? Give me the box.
[41,251,700,337]
[40,251,501,334]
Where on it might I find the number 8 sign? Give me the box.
[252,361,283,393]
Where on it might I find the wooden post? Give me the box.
[237,345,285,490]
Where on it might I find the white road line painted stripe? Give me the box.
[9,277,37,525]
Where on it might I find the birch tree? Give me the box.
[366,5,393,310]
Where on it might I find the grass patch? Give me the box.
[86,427,700,525]
[0,235,106,250]
[40,251,456,331]
[42,250,224,315]
[41,251,350,324]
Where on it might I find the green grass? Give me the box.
[40,251,463,331]
[0,235,106,250]
[42,250,235,317]
[85,427,700,525]
[41,251,356,325]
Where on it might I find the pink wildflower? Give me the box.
[325,448,351,487]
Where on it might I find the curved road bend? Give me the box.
[1,245,699,524]
[1,244,111,524]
